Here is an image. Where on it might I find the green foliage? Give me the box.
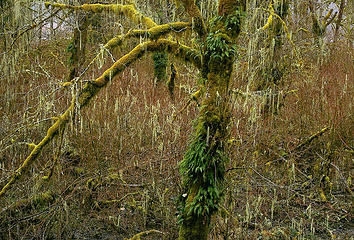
[204,8,245,67]
[152,51,168,83]
[206,32,237,63]
[178,135,228,222]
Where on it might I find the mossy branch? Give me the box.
[179,0,207,38]
[308,0,337,37]
[1,190,55,216]
[106,22,192,49]
[45,2,157,28]
[261,2,275,31]
[0,39,201,199]
[75,24,195,86]
[93,39,201,87]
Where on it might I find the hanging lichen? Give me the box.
[152,51,168,83]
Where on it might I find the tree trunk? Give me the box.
[178,1,246,239]
[334,0,345,42]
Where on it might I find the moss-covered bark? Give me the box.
[178,1,246,239]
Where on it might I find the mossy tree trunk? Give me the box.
[178,1,246,239]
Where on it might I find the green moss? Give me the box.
[77,81,101,108]
[153,51,168,83]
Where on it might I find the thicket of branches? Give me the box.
[0,0,352,239]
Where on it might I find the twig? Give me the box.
[1,9,60,56]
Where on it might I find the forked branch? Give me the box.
[106,22,192,49]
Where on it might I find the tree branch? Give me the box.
[334,0,345,42]
[44,2,157,28]
[0,39,201,199]
[1,9,60,56]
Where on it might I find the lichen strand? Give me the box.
[272,0,289,47]
[45,2,156,28]
[0,39,200,200]
[95,39,201,87]
[257,0,289,91]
